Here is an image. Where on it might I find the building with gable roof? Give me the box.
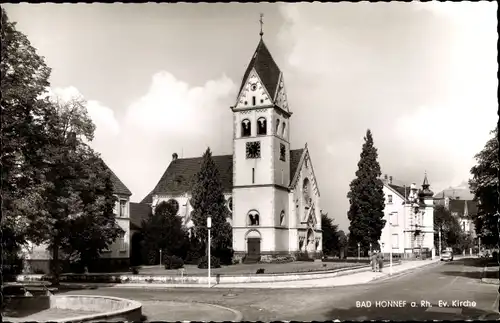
[378,174,435,258]
[139,33,322,262]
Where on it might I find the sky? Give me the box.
[4,2,498,231]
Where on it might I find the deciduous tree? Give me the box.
[1,8,52,254]
[469,127,499,247]
[347,129,386,253]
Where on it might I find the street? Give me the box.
[59,258,499,321]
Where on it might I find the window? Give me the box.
[119,200,127,217]
[248,211,260,226]
[166,199,180,214]
[257,117,267,135]
[282,122,286,136]
[119,234,126,251]
[252,168,255,184]
[281,169,284,185]
[252,96,256,106]
[280,143,286,161]
[276,119,280,134]
[387,195,393,204]
[241,119,251,137]
[392,234,399,249]
[390,212,398,226]
[280,210,285,226]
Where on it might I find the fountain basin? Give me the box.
[3,295,142,322]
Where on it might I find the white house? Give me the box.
[139,34,323,263]
[379,174,435,258]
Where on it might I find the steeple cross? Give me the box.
[259,13,264,37]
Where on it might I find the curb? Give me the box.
[481,263,500,285]
[200,302,243,322]
[370,260,442,283]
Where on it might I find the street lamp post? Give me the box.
[389,217,393,276]
[358,242,361,261]
[370,243,372,255]
[207,215,212,288]
[438,226,442,256]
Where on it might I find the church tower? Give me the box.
[231,22,293,261]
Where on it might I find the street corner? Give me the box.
[128,300,243,322]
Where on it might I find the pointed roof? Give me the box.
[239,39,282,100]
[420,172,433,198]
[141,148,305,202]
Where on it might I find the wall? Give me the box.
[232,187,274,228]
[380,185,406,254]
[101,194,130,260]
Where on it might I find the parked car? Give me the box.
[441,250,453,261]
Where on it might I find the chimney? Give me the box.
[389,176,393,184]
[172,153,178,161]
[384,174,388,181]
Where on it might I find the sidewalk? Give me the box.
[59,259,441,290]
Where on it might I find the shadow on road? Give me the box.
[441,270,498,280]
[322,303,499,321]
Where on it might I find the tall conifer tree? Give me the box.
[347,129,386,253]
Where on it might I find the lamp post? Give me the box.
[370,243,372,255]
[389,217,393,276]
[438,226,442,256]
[207,214,212,288]
[357,242,360,262]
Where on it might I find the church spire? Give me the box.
[259,13,264,38]
[420,171,433,198]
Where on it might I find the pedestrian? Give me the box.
[370,251,377,272]
[377,251,384,272]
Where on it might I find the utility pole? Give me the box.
[438,227,442,256]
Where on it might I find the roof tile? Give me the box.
[130,202,151,231]
[239,39,281,100]
[149,148,305,196]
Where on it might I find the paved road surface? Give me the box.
[59,258,499,321]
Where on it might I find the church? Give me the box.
[140,32,323,262]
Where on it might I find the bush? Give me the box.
[256,268,265,274]
[197,255,221,269]
[214,248,234,266]
[164,255,184,270]
[270,255,295,264]
[296,253,315,262]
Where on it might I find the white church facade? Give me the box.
[141,36,323,261]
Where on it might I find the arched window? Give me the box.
[257,117,267,135]
[282,122,286,137]
[303,178,312,206]
[280,210,286,226]
[248,210,260,226]
[241,119,251,137]
[166,199,180,214]
[226,197,233,212]
[276,119,280,134]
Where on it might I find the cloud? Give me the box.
[276,2,497,229]
[53,72,236,203]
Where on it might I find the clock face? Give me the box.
[280,143,286,161]
[246,141,261,159]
